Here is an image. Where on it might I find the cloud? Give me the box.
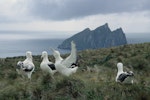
[0,0,32,23]
[0,0,150,34]
[27,0,150,20]
[0,11,149,33]
[0,30,73,40]
[0,0,150,22]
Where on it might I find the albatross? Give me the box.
[40,51,57,76]
[51,41,77,68]
[51,41,78,76]
[116,62,134,84]
[16,51,35,80]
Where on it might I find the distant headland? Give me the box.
[58,23,127,50]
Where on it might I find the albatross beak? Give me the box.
[50,48,55,52]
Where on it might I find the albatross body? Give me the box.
[51,41,77,68]
[16,51,35,80]
[54,63,78,76]
[51,41,78,76]
[116,62,134,84]
[40,51,57,76]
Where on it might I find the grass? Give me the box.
[0,42,150,100]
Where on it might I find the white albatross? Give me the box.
[51,41,77,68]
[116,62,134,84]
[40,51,57,76]
[51,41,78,76]
[16,51,35,80]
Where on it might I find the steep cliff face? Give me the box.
[58,23,127,50]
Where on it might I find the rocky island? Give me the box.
[58,23,127,50]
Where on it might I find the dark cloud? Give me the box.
[27,0,150,20]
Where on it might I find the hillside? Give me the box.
[58,23,127,50]
[0,43,150,99]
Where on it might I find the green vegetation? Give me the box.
[0,43,150,100]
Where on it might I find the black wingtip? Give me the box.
[48,64,56,70]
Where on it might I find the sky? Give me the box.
[0,0,150,39]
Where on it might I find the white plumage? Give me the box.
[61,41,77,68]
[51,41,78,76]
[40,51,57,76]
[54,63,78,76]
[16,51,35,80]
[51,41,77,68]
[116,62,134,84]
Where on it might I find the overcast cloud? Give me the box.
[27,0,150,20]
[0,0,150,39]
[0,0,149,21]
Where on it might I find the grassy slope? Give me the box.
[0,43,150,100]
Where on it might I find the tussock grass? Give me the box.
[0,43,150,99]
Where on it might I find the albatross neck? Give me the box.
[43,56,49,62]
[117,67,124,73]
[55,56,63,63]
[26,57,33,62]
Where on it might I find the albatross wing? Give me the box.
[61,41,77,68]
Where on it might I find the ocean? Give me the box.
[0,39,70,58]
[0,33,149,58]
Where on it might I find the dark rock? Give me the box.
[58,23,127,50]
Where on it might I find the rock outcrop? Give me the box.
[58,23,127,50]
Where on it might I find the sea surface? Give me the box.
[0,35,149,58]
[0,39,70,58]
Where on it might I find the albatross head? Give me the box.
[41,51,48,59]
[117,62,123,73]
[50,48,61,59]
[26,51,32,59]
